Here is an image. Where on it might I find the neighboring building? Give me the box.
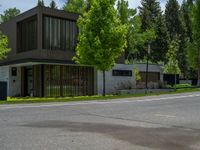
[0,6,163,97]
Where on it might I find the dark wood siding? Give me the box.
[140,72,160,83]
[17,15,38,52]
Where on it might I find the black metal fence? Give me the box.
[0,82,7,100]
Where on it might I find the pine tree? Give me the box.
[181,0,193,42]
[190,0,200,85]
[50,0,57,9]
[165,0,184,40]
[165,0,188,76]
[63,0,87,14]
[139,0,169,62]
[0,8,20,23]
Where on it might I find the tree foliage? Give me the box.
[181,0,194,42]
[127,16,156,61]
[165,0,188,76]
[0,32,10,60]
[0,8,20,23]
[63,0,88,14]
[164,39,181,75]
[189,0,200,85]
[134,66,141,83]
[187,41,198,70]
[139,0,168,62]
[74,0,127,95]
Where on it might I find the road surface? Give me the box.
[1,92,200,150]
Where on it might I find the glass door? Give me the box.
[24,67,33,96]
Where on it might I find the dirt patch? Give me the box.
[23,121,200,150]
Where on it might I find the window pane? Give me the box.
[17,15,37,52]
[43,16,77,51]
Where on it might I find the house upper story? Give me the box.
[0,6,80,66]
[0,6,125,66]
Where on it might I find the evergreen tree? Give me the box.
[165,0,184,40]
[0,8,20,23]
[189,0,200,85]
[37,0,44,6]
[139,0,169,62]
[181,0,193,42]
[74,0,127,96]
[139,0,161,31]
[165,0,188,76]
[50,0,57,9]
[63,0,87,14]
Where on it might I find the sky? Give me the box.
[0,0,183,14]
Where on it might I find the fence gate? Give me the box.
[0,82,7,100]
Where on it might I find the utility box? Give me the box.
[0,82,7,101]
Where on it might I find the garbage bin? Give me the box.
[0,82,7,101]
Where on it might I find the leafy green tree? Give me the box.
[127,15,156,61]
[134,66,141,86]
[0,32,10,60]
[63,0,87,14]
[117,0,136,59]
[0,8,20,23]
[37,0,45,6]
[139,0,168,62]
[74,0,127,96]
[50,0,57,9]
[164,39,181,89]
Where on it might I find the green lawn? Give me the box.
[0,87,200,105]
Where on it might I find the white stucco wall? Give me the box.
[8,67,21,97]
[97,63,163,95]
[97,64,134,95]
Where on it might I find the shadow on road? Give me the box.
[22,120,200,150]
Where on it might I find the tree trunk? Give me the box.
[103,70,106,96]
[198,49,200,86]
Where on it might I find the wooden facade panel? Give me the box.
[140,72,160,83]
[43,65,94,97]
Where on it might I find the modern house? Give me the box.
[0,6,163,97]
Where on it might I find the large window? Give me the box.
[43,15,78,51]
[17,15,37,52]
[44,65,94,97]
[112,70,132,77]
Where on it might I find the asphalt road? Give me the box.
[1,92,200,150]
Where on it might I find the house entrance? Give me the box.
[24,67,33,96]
